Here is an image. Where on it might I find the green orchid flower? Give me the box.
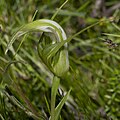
[5,19,69,77]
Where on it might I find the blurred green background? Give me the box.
[0,0,120,120]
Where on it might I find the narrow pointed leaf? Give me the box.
[54,89,71,120]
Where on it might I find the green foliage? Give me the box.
[1,0,120,120]
[105,70,120,120]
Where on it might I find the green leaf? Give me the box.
[51,76,60,120]
[54,89,71,120]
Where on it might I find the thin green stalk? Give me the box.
[32,10,38,21]
[66,19,104,43]
[51,76,60,120]
[111,22,120,31]
[12,35,27,60]
[44,96,51,115]
[0,114,5,120]
[13,10,38,60]
[51,0,69,20]
[52,19,105,50]
[102,33,120,37]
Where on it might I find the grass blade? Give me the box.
[54,89,71,120]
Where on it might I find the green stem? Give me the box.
[66,20,103,43]
[51,0,69,20]
[12,10,38,60]
[51,76,60,120]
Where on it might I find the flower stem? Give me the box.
[51,76,60,120]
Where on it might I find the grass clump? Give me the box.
[1,0,120,120]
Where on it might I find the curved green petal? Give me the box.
[5,19,69,76]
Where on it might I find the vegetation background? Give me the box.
[0,0,120,120]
